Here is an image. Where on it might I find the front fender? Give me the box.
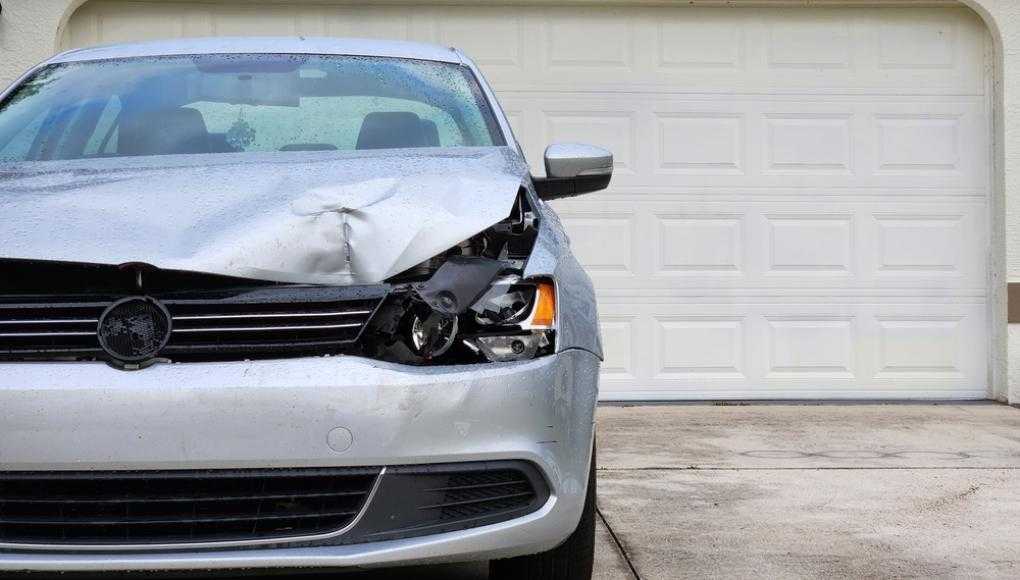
[523,194,603,360]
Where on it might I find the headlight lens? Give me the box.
[469,333,550,362]
[463,278,555,362]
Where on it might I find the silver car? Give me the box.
[0,37,610,578]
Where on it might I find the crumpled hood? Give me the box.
[0,147,529,284]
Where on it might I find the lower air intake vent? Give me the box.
[426,467,541,522]
[343,461,549,543]
[0,467,380,546]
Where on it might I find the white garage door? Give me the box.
[65,2,993,400]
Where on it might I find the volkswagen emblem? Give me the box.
[97,297,172,363]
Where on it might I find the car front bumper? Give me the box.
[0,349,599,572]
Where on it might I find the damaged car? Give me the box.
[0,37,611,579]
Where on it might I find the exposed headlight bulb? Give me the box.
[410,311,458,359]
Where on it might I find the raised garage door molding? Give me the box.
[65,3,993,400]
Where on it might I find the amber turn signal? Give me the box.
[531,280,556,328]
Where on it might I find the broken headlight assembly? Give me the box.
[364,272,556,365]
[464,276,556,363]
[360,189,551,365]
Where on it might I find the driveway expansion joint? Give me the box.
[596,506,642,580]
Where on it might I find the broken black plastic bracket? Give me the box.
[417,255,506,315]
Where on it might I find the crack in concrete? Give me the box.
[596,506,642,580]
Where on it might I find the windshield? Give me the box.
[0,54,505,162]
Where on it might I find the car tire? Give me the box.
[489,444,596,580]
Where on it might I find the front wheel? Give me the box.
[489,446,596,580]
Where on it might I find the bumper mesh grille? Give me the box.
[0,468,380,546]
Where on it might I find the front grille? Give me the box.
[0,285,387,363]
[0,301,107,358]
[163,292,382,359]
[0,468,380,546]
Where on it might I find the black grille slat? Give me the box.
[0,302,106,357]
[0,510,362,526]
[160,339,369,353]
[0,287,386,363]
[163,296,379,359]
[429,469,538,522]
[0,468,380,545]
[3,490,369,504]
[0,347,104,355]
[424,478,530,493]
[0,466,380,480]
[418,491,535,511]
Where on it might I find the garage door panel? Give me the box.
[206,5,300,35]
[656,10,747,73]
[322,8,413,41]
[539,10,638,76]
[597,301,987,400]
[65,2,992,400]
[555,199,987,291]
[764,316,857,380]
[513,93,987,189]
[598,315,639,382]
[556,210,640,279]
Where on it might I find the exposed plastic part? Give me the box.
[468,334,546,363]
[417,256,506,316]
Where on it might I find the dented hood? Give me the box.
[0,147,529,284]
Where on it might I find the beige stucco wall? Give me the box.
[1,0,1019,402]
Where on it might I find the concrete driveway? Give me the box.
[595,402,1020,579]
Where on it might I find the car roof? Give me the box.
[48,37,464,65]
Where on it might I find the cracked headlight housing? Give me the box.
[463,278,556,363]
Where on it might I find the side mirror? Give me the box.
[533,143,613,201]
